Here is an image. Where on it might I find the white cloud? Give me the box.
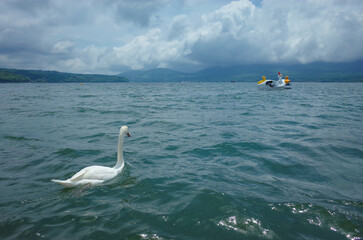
[0,0,362,74]
[52,40,74,54]
[112,28,188,70]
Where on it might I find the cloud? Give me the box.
[112,28,189,70]
[52,40,75,54]
[113,0,169,27]
[0,0,362,74]
[111,0,363,72]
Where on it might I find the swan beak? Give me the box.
[127,133,131,137]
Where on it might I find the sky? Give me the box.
[0,0,362,74]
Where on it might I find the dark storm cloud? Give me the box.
[4,0,51,14]
[113,0,168,26]
[0,28,46,54]
[189,37,261,66]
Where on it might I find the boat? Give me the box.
[257,72,292,90]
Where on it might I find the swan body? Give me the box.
[52,126,130,188]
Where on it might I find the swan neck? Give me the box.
[115,132,125,169]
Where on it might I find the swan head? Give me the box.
[120,126,131,137]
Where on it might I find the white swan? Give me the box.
[52,126,131,188]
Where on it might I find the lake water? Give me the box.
[0,82,362,240]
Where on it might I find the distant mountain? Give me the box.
[0,68,128,83]
[120,61,363,82]
[2,61,362,83]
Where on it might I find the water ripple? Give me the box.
[0,82,362,240]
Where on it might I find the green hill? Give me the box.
[0,69,128,83]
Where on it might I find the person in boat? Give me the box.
[266,81,274,87]
[278,72,283,80]
[276,72,285,86]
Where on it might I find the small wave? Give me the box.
[80,133,110,142]
[141,120,184,132]
[79,95,96,98]
[269,202,363,240]
[3,135,41,142]
[100,109,130,115]
[184,141,275,160]
[301,124,319,130]
[183,146,218,158]
[316,113,345,121]
[139,233,161,240]
[300,103,314,107]
[164,145,179,151]
[86,133,107,138]
[217,215,277,239]
[73,106,130,115]
[234,141,275,152]
[54,148,102,158]
[38,111,57,117]
[74,107,98,113]
[278,120,300,126]
[328,145,363,159]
